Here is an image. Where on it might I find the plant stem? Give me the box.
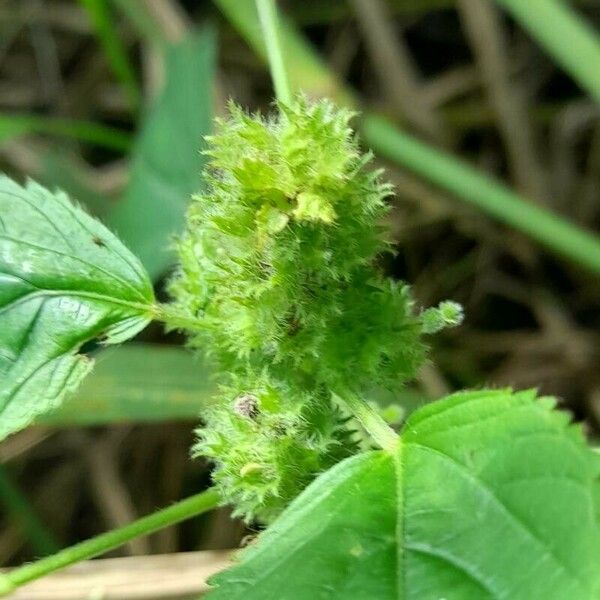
[334,390,399,452]
[0,488,220,597]
[215,0,600,275]
[156,304,210,333]
[0,114,132,151]
[256,0,292,104]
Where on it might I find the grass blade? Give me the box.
[37,345,215,426]
[37,152,110,217]
[0,115,131,151]
[79,0,141,110]
[0,466,60,557]
[494,0,600,102]
[362,115,600,273]
[110,0,170,46]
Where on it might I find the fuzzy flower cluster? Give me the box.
[170,97,461,521]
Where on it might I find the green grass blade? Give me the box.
[37,345,215,426]
[106,27,216,280]
[362,115,600,273]
[0,466,60,557]
[0,115,132,151]
[288,0,599,25]
[495,0,600,102]
[79,0,141,109]
[110,0,169,46]
[215,0,600,274]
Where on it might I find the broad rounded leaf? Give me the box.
[208,389,600,599]
[0,176,155,440]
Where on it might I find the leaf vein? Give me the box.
[0,234,148,303]
[408,442,588,594]
[0,186,75,252]
[58,197,149,288]
[405,542,497,599]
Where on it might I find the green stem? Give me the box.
[155,304,210,333]
[494,0,600,102]
[0,488,220,597]
[333,390,399,452]
[215,0,600,275]
[256,0,292,104]
[361,114,600,274]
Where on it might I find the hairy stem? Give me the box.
[334,390,399,451]
[256,0,291,104]
[156,304,210,333]
[0,488,220,597]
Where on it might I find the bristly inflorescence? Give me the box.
[169,96,461,521]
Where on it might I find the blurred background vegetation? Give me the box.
[0,0,598,597]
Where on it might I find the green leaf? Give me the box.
[208,389,600,599]
[0,176,155,441]
[38,344,215,426]
[106,27,216,280]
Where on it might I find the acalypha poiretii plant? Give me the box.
[0,14,598,600]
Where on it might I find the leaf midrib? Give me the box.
[395,442,405,600]
[0,288,154,319]
[0,233,150,303]
[0,288,151,413]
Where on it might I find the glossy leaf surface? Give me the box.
[0,176,154,440]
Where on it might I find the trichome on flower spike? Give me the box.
[169,95,461,521]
